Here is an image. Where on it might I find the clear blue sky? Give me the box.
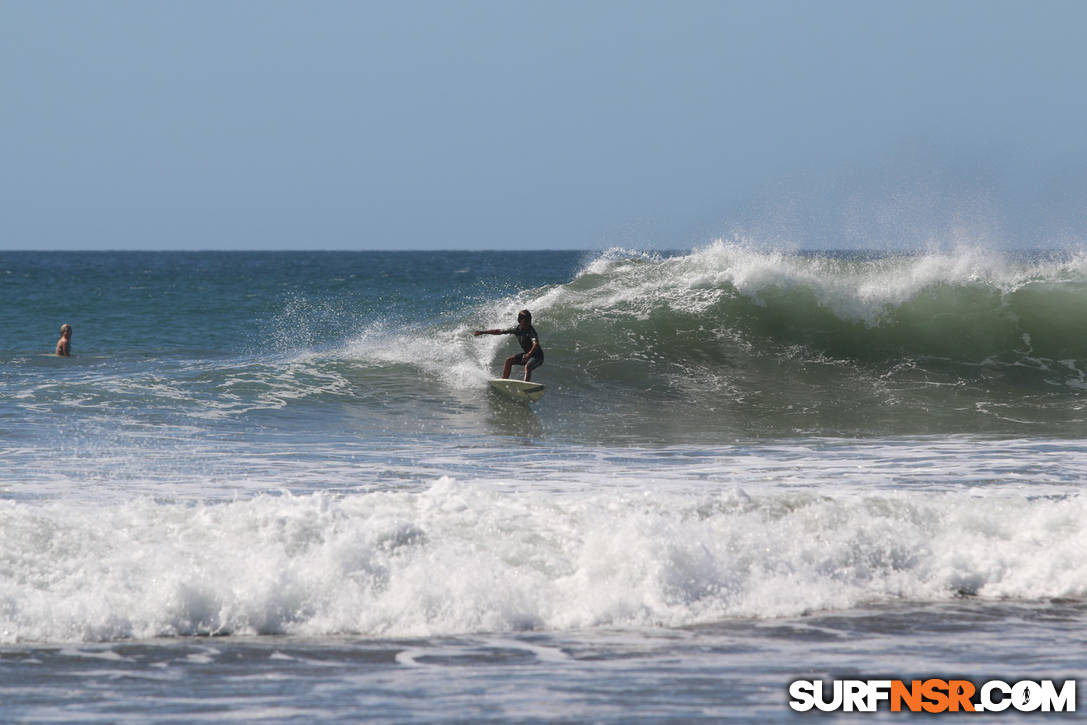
[3,0,1086,250]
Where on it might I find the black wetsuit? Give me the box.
[504,324,544,370]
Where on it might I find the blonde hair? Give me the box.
[60,324,72,337]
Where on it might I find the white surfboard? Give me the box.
[488,378,546,403]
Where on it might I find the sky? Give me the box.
[3,0,1087,251]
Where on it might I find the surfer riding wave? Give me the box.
[473,309,544,381]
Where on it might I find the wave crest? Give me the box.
[532,242,1087,365]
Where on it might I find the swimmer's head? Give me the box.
[60,324,72,338]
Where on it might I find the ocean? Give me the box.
[1,244,1085,722]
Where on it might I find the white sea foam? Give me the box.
[554,240,1087,325]
[2,464,1085,644]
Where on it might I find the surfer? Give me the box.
[55,323,72,357]
[473,309,544,381]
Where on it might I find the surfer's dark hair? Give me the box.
[518,310,531,321]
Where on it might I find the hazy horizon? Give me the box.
[4,1,1086,251]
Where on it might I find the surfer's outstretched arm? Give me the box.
[473,329,505,336]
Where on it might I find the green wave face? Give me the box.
[510,244,1087,438]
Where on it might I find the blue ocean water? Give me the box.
[2,246,1086,721]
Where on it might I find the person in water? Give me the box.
[473,309,544,381]
[56,323,72,356]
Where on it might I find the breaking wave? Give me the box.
[3,477,1085,643]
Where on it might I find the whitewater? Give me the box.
[1,245,1085,721]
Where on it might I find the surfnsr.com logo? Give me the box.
[789,679,1076,713]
